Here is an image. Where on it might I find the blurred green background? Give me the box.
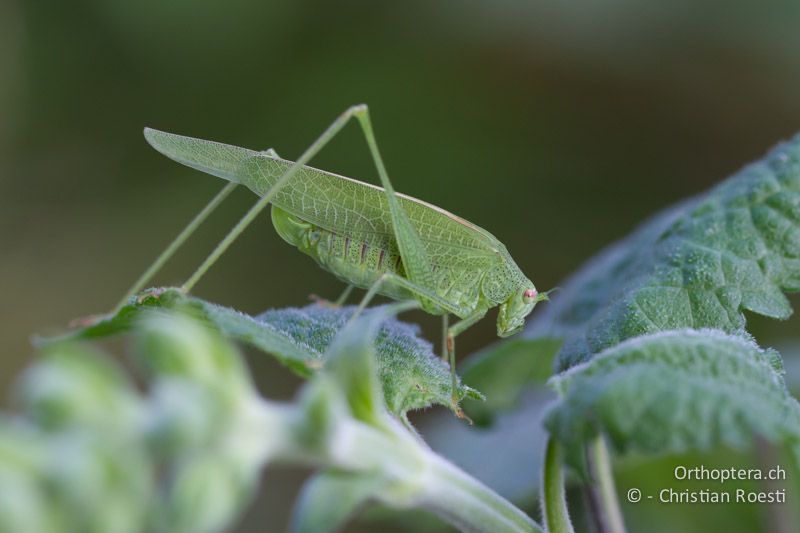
[2,1,800,531]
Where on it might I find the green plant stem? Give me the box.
[344,420,542,533]
[585,436,626,533]
[181,106,367,293]
[421,453,542,533]
[114,182,237,312]
[542,436,574,533]
[263,403,542,533]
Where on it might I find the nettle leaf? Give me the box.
[320,304,401,427]
[545,329,800,475]
[528,134,800,370]
[65,288,478,416]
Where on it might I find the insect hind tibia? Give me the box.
[353,108,438,308]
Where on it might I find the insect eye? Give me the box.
[523,289,537,302]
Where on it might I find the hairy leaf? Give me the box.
[12,305,532,533]
[321,304,413,427]
[545,329,800,474]
[528,135,800,370]
[284,302,542,533]
[64,288,479,415]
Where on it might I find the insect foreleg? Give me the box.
[445,308,487,415]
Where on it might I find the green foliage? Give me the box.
[12,131,800,532]
[541,437,574,533]
[545,329,800,475]
[258,301,482,414]
[1,314,267,533]
[136,313,269,533]
[442,132,800,510]
[285,305,541,532]
[6,307,534,533]
[529,134,800,370]
[63,288,479,416]
[495,134,800,479]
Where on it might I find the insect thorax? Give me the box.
[481,259,529,304]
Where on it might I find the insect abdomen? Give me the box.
[270,206,487,314]
[271,205,407,295]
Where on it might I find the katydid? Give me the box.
[141,105,547,411]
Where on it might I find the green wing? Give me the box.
[144,127,258,182]
[144,128,503,272]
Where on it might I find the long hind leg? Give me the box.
[351,272,468,320]
[444,309,486,414]
[117,146,287,311]
[115,147,279,310]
